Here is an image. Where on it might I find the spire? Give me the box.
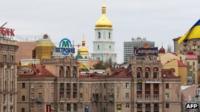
[95,1,112,29]
[82,34,86,47]
[102,3,106,15]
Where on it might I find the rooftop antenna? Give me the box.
[0,22,7,28]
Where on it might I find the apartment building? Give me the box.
[0,30,18,112]
[130,48,181,112]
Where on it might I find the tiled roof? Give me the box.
[18,64,55,78]
[79,68,132,79]
[109,68,132,78]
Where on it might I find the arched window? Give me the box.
[153,67,159,79]
[73,66,77,78]
[136,67,142,78]
[59,66,64,77]
[66,66,71,78]
[98,32,101,39]
[145,67,150,78]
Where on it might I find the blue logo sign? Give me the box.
[56,38,75,55]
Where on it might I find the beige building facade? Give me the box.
[17,65,56,112]
[17,54,181,112]
[0,33,18,112]
[130,50,181,112]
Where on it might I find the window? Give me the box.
[21,108,25,112]
[153,84,159,95]
[125,93,129,99]
[10,106,13,112]
[66,66,70,78]
[145,72,149,78]
[73,83,77,98]
[60,103,64,111]
[59,83,64,99]
[109,32,111,39]
[126,103,129,108]
[11,55,14,62]
[22,96,25,101]
[145,104,151,112]
[74,103,77,111]
[145,84,150,96]
[193,62,195,66]
[137,72,141,78]
[137,103,142,112]
[97,45,100,50]
[166,103,169,108]
[166,83,169,89]
[67,103,71,111]
[165,93,169,99]
[137,83,142,98]
[125,83,130,88]
[98,32,101,39]
[80,93,83,99]
[109,45,111,49]
[137,83,142,91]
[66,83,71,98]
[154,103,159,112]
[117,104,122,110]
[22,83,25,88]
[137,67,142,78]
[59,66,64,77]
[153,72,158,78]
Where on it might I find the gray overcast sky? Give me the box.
[0,0,200,63]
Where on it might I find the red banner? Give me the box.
[0,28,15,37]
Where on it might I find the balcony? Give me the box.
[145,94,151,100]
[153,94,159,100]
[136,94,160,102]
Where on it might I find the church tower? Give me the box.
[92,3,117,63]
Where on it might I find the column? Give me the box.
[64,66,66,77]
[151,84,153,100]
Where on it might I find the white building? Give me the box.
[92,3,116,63]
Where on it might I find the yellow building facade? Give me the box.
[159,51,188,85]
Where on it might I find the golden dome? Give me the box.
[78,40,89,55]
[95,4,112,29]
[78,47,88,53]
[36,34,55,47]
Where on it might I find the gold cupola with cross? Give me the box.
[95,3,112,29]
